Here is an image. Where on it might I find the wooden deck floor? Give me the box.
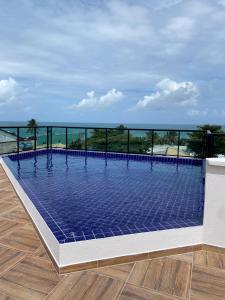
[0,166,225,300]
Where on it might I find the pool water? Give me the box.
[4,150,204,243]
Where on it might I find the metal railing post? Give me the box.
[177,131,180,158]
[127,129,130,153]
[105,128,108,152]
[85,128,87,151]
[47,127,49,149]
[66,127,68,149]
[17,127,19,153]
[206,130,213,158]
[151,130,154,156]
[34,127,37,150]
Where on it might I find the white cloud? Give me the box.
[133,78,198,110]
[70,88,124,110]
[0,77,25,106]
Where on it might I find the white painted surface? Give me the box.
[59,226,203,266]
[203,158,225,248]
[207,158,225,167]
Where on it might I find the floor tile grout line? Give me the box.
[45,270,92,300]
[116,262,136,300]
[121,281,186,300]
[192,262,225,272]
[0,215,28,224]
[84,252,191,300]
[44,274,71,299]
[0,240,40,256]
[0,223,25,240]
[163,253,193,264]
[0,205,22,217]
[0,290,19,300]
[0,252,27,278]
[188,252,194,300]
[141,266,188,300]
[0,267,48,299]
[87,267,135,284]
[115,256,192,300]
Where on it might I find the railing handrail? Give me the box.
[208,132,225,136]
[0,125,206,133]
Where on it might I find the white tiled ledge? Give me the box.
[207,158,225,167]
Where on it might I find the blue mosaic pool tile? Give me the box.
[6,148,203,166]
[3,149,204,244]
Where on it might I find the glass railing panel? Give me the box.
[87,128,106,151]
[211,134,225,157]
[18,127,35,152]
[0,127,18,154]
[68,128,85,150]
[180,131,205,158]
[153,130,179,156]
[107,128,128,153]
[36,127,48,149]
[129,130,151,154]
[52,128,66,148]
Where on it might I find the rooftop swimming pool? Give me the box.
[3,149,204,244]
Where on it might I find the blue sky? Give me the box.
[1,0,225,124]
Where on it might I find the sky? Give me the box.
[1,0,225,124]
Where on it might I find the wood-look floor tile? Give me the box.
[47,271,124,300]
[0,256,62,300]
[0,202,18,216]
[144,258,191,299]
[33,245,50,261]
[129,257,191,299]
[191,265,225,300]
[119,283,180,300]
[128,260,151,286]
[0,291,15,300]
[0,220,21,239]
[0,187,14,193]
[0,182,11,189]
[92,263,134,281]
[169,252,193,264]
[0,179,8,185]
[46,272,84,299]
[0,246,25,274]
[194,251,225,270]
[21,222,36,231]
[0,208,30,224]
[0,195,18,205]
[0,227,41,253]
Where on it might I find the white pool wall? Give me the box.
[203,158,225,248]
[59,226,202,266]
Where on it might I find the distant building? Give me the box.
[0,129,17,154]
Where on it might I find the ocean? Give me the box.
[0,121,199,130]
[0,122,202,148]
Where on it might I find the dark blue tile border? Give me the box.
[6,148,203,166]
